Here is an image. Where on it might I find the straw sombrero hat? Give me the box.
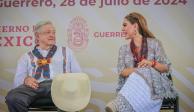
[51,73,91,111]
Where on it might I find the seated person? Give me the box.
[105,12,177,112]
[5,21,81,112]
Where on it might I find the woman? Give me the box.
[105,12,177,112]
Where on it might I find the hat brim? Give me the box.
[51,73,91,111]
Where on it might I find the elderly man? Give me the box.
[5,21,81,112]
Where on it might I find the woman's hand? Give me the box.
[121,68,136,77]
[137,59,152,68]
[138,59,169,73]
[24,76,39,89]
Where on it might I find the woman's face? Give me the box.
[122,18,137,39]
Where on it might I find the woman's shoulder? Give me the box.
[147,38,159,42]
[119,44,129,50]
[147,38,161,45]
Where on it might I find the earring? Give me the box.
[134,30,137,36]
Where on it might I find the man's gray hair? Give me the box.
[34,21,53,33]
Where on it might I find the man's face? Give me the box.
[36,24,56,47]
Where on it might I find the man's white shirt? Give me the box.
[13,46,81,88]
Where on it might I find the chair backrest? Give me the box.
[160,74,179,112]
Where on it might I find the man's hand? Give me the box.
[24,76,39,89]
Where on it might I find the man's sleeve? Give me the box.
[13,54,29,88]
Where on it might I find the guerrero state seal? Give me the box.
[67,16,89,51]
